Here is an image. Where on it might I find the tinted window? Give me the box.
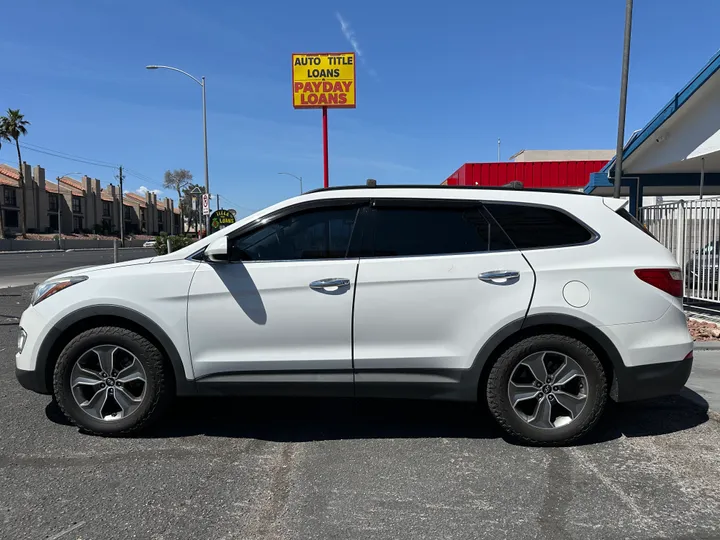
[230,205,361,261]
[369,203,510,257]
[485,203,593,249]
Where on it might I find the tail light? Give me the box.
[634,268,683,298]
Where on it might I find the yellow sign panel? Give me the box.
[292,52,356,109]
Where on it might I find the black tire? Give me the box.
[486,334,607,446]
[53,326,172,436]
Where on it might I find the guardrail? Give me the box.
[641,198,720,304]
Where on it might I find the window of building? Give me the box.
[124,205,132,221]
[484,203,594,249]
[3,187,17,207]
[73,216,83,232]
[103,201,111,217]
[3,209,19,228]
[72,196,82,214]
[48,193,59,212]
[49,213,59,232]
[230,205,362,262]
[368,201,511,258]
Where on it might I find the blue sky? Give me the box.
[2,0,720,217]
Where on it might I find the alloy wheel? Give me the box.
[69,345,147,421]
[507,351,588,429]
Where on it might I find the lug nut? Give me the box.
[101,372,107,378]
[108,388,114,394]
[535,382,542,388]
[537,393,543,400]
[116,381,122,387]
[100,383,106,388]
[546,377,552,383]
[548,395,555,401]
[553,386,559,391]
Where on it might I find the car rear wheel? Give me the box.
[486,334,607,445]
[53,326,172,436]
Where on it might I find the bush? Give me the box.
[154,233,195,255]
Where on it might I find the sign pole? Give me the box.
[322,106,329,188]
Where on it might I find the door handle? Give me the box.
[309,278,351,290]
[479,270,520,284]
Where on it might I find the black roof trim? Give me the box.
[306,184,587,196]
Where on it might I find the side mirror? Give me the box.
[204,237,229,263]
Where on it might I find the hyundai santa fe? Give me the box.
[15,185,694,445]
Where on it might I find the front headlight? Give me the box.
[31,276,88,306]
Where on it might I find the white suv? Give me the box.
[15,186,693,445]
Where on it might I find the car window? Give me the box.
[484,203,593,249]
[369,202,511,257]
[229,205,361,261]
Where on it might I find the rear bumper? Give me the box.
[612,354,693,403]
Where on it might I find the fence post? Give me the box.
[166,238,172,254]
[677,200,686,272]
[113,238,118,263]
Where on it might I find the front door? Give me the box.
[187,201,368,392]
[352,199,535,394]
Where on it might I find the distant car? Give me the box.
[143,241,157,248]
[15,185,693,445]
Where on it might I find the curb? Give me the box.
[693,341,720,350]
[0,249,64,254]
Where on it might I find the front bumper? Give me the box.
[16,366,51,395]
[612,354,693,403]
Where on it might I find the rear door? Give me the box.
[352,198,535,394]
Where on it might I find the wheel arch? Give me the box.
[472,313,623,402]
[38,305,195,396]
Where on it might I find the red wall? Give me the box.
[444,161,608,189]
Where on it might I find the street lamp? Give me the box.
[146,64,210,233]
[613,0,634,199]
[278,172,303,195]
[56,172,81,248]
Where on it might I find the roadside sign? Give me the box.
[210,209,236,233]
[292,52,356,109]
[202,193,210,216]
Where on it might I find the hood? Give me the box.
[46,256,155,281]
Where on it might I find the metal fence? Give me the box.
[640,197,720,305]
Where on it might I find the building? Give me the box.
[509,149,615,162]
[0,162,181,236]
[444,157,608,191]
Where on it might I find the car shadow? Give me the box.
[46,387,712,445]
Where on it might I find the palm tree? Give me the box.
[163,169,192,234]
[0,109,30,238]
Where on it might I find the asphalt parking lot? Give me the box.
[1,286,719,540]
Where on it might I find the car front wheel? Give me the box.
[53,326,172,436]
[486,334,607,446]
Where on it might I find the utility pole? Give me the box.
[497,138,501,162]
[217,194,220,211]
[118,165,125,247]
[613,0,634,198]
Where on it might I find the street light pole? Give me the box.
[278,172,303,195]
[613,0,634,199]
[146,64,210,233]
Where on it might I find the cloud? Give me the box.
[136,186,162,196]
[336,12,376,77]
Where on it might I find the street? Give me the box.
[0,248,153,288]
[0,286,719,540]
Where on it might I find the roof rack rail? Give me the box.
[306,184,586,195]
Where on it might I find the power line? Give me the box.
[20,142,118,168]
[18,143,118,169]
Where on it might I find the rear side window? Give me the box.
[368,202,512,257]
[616,208,658,241]
[484,203,594,249]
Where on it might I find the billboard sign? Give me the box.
[209,209,236,233]
[292,52,356,109]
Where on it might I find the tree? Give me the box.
[181,183,205,235]
[0,109,30,238]
[163,169,192,234]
